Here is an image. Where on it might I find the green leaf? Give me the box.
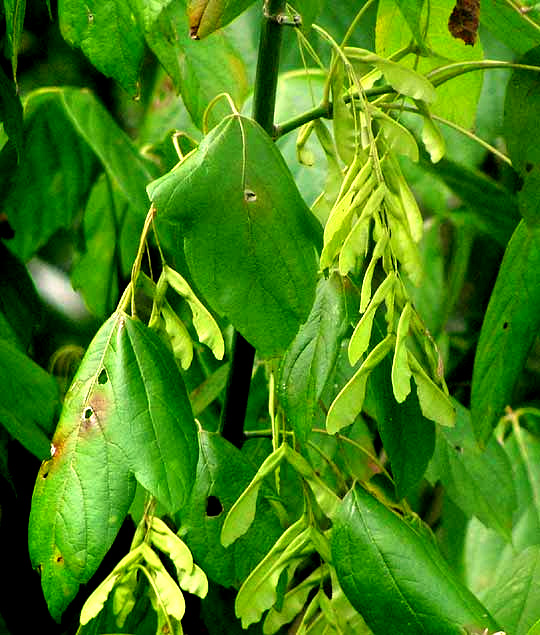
[164,265,225,360]
[28,315,137,621]
[481,0,540,55]
[279,274,348,442]
[0,64,23,157]
[366,317,435,499]
[80,544,145,626]
[0,242,41,353]
[149,115,319,357]
[332,484,500,635]
[0,338,59,459]
[482,545,540,635]
[463,427,540,600]
[4,90,98,261]
[58,0,145,95]
[327,334,394,435]
[529,618,540,635]
[221,444,286,547]
[428,402,517,540]
[58,87,156,219]
[177,429,282,588]
[419,154,520,246]
[189,362,230,416]
[377,0,484,130]
[29,311,198,619]
[348,271,395,364]
[471,221,540,443]
[5,87,154,262]
[107,315,199,512]
[187,0,257,39]
[391,302,412,403]
[291,0,324,31]
[408,353,456,427]
[71,175,122,318]
[394,0,427,50]
[151,516,209,598]
[235,518,313,629]
[135,1,250,129]
[4,0,26,81]
[263,564,329,635]
[505,47,540,226]
[346,48,437,103]
[415,99,445,163]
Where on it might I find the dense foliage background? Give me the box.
[2,1,540,634]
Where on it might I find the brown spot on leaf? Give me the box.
[448,0,480,45]
[55,554,64,564]
[81,393,110,434]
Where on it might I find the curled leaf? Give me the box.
[164,265,225,360]
[328,335,394,434]
[187,0,257,39]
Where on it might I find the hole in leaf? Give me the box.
[55,555,64,564]
[98,369,108,384]
[454,445,463,454]
[42,468,49,479]
[206,495,223,517]
[84,408,93,419]
[244,189,257,202]
[503,322,509,330]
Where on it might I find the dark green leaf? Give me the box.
[366,317,435,499]
[471,221,540,443]
[279,274,348,443]
[505,48,540,177]
[505,47,540,226]
[71,175,122,318]
[58,0,145,95]
[0,64,23,158]
[482,545,540,635]
[177,429,282,588]
[149,115,319,357]
[109,315,199,512]
[332,484,499,635]
[428,403,517,540]
[129,0,182,90]
[291,0,324,31]
[0,338,59,459]
[463,425,540,596]
[4,0,26,81]
[5,87,155,261]
[4,90,97,261]
[419,154,520,246]
[187,0,257,39]
[59,87,156,218]
[481,0,540,55]
[0,242,41,352]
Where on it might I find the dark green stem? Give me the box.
[220,0,287,448]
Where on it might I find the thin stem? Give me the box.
[220,0,287,448]
[381,102,512,165]
[427,59,540,86]
[276,58,540,140]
